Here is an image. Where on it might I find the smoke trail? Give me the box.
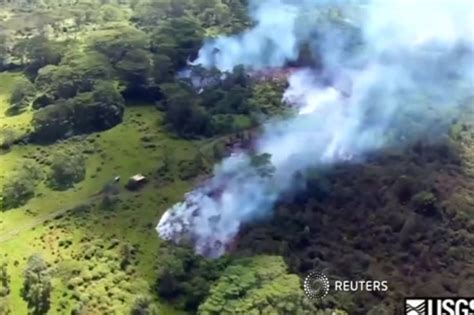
[157,0,474,257]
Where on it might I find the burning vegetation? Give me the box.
[157,0,474,261]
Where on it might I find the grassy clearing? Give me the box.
[0,100,205,313]
[0,106,197,231]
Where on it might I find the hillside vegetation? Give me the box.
[0,1,309,314]
[0,1,473,315]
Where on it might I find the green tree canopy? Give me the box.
[155,244,229,311]
[88,24,149,65]
[0,257,10,298]
[48,150,86,190]
[198,255,317,315]
[22,254,52,315]
[32,81,124,142]
[9,77,36,114]
[31,101,75,143]
[13,35,66,77]
[160,82,210,137]
[0,161,42,210]
[151,16,204,68]
[134,0,191,26]
[151,54,174,84]
[249,81,286,116]
[100,4,131,22]
[129,295,159,315]
[35,51,114,100]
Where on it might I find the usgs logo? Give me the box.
[303,271,388,300]
[405,298,474,315]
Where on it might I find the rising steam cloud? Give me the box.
[157,0,474,257]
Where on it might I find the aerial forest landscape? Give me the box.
[0,0,473,314]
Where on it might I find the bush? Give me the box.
[100,194,120,211]
[48,151,86,190]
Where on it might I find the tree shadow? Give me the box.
[4,105,28,117]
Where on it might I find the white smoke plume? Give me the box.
[157,0,474,257]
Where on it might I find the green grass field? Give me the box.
[0,72,211,314]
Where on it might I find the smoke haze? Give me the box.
[157,0,474,257]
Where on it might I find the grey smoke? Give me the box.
[157,0,474,257]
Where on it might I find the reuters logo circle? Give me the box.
[304,272,330,299]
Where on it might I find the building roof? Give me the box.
[130,174,146,182]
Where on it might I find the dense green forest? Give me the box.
[0,1,474,315]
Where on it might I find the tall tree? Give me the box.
[160,82,210,136]
[13,35,64,77]
[88,24,149,65]
[151,16,204,68]
[21,255,52,315]
[9,77,36,114]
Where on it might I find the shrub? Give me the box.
[100,194,120,211]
